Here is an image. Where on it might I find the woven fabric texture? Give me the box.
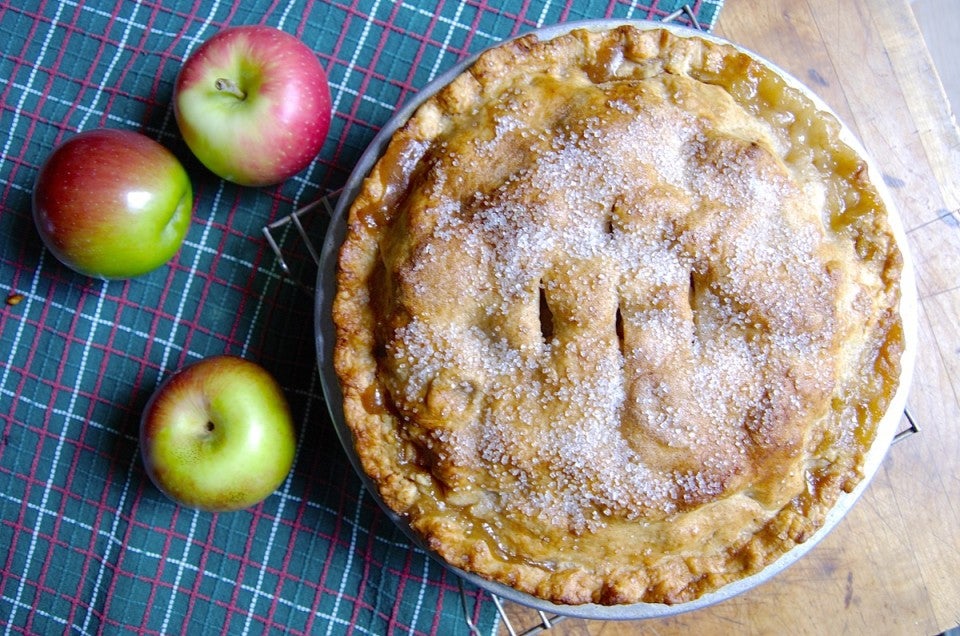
[0,1,722,634]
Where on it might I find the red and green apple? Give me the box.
[140,355,296,512]
[173,25,332,187]
[32,128,193,279]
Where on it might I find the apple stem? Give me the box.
[214,78,246,100]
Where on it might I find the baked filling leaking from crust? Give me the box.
[333,25,905,605]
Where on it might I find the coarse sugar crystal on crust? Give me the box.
[332,25,905,605]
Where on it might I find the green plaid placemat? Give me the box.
[0,1,722,633]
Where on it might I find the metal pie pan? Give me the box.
[314,19,918,621]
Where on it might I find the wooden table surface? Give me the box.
[499,0,960,633]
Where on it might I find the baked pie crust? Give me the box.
[332,25,905,605]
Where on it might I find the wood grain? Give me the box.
[911,0,960,121]
[496,0,960,633]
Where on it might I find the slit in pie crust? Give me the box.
[332,25,905,606]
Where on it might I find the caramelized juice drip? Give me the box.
[352,131,429,230]
[354,201,388,228]
[361,383,388,415]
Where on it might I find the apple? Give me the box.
[173,25,332,187]
[32,128,193,279]
[140,355,296,512]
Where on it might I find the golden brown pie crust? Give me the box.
[332,25,905,605]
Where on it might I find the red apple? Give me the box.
[32,128,193,279]
[140,355,296,512]
[173,25,332,187]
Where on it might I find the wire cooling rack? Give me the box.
[262,7,921,634]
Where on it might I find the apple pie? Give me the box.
[332,24,906,605]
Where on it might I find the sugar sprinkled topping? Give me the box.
[383,74,841,532]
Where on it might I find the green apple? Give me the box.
[32,128,193,279]
[140,355,296,512]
